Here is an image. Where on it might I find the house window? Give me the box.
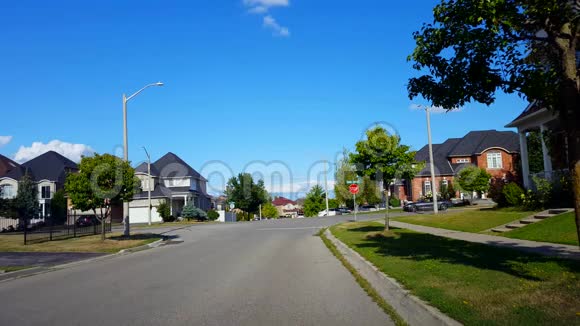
[41,186,51,199]
[487,152,503,169]
[1,185,15,198]
[424,180,432,195]
[456,158,470,163]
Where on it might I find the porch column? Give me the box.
[170,197,173,216]
[184,196,188,207]
[519,130,531,189]
[540,124,553,179]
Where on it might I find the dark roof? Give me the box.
[0,154,21,176]
[135,162,160,176]
[2,151,78,183]
[448,130,519,156]
[415,138,461,176]
[505,101,543,127]
[414,130,518,177]
[152,152,201,178]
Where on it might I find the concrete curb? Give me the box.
[118,238,165,254]
[324,229,462,326]
[0,238,172,284]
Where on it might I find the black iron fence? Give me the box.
[0,211,112,245]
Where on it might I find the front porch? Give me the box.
[506,102,568,189]
[169,193,200,218]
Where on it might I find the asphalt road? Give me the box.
[0,214,396,326]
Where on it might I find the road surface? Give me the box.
[0,214,397,326]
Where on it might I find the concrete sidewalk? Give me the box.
[384,220,580,260]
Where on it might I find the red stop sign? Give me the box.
[349,184,359,195]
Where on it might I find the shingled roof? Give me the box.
[448,130,519,156]
[0,154,22,178]
[1,151,78,183]
[415,138,461,176]
[414,130,519,177]
[151,152,201,178]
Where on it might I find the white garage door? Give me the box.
[129,207,162,224]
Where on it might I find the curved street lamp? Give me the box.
[122,82,164,236]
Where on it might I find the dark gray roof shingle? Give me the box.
[2,151,78,184]
[153,152,200,178]
[448,130,519,156]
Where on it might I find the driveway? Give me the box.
[0,214,394,326]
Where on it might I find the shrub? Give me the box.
[521,190,541,211]
[389,197,401,207]
[532,176,552,208]
[157,202,173,222]
[207,209,219,221]
[182,203,207,221]
[502,182,524,207]
[488,179,507,207]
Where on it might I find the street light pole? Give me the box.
[426,106,439,214]
[122,82,164,236]
[324,160,330,215]
[143,147,152,226]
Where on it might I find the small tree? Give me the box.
[50,189,67,225]
[15,174,39,227]
[446,181,456,199]
[350,126,421,230]
[65,154,138,240]
[304,185,326,217]
[456,166,492,205]
[261,203,279,219]
[157,201,173,222]
[503,182,524,207]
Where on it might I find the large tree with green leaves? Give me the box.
[304,185,326,217]
[65,154,138,240]
[15,174,39,225]
[261,202,279,219]
[407,0,580,243]
[225,173,269,221]
[350,126,420,229]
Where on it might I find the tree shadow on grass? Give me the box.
[346,225,580,281]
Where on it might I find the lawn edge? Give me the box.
[0,236,168,284]
[318,228,408,326]
[323,227,462,326]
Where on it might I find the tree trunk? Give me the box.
[555,20,580,247]
[384,184,390,231]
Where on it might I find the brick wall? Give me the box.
[476,149,519,181]
[410,176,456,201]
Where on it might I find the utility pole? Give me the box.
[143,147,152,226]
[426,106,439,214]
[324,160,330,215]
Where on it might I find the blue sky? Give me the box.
[0,0,526,196]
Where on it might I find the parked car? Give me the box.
[76,215,100,227]
[318,208,342,217]
[359,205,378,212]
[337,207,352,214]
[403,200,453,212]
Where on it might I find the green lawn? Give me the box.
[331,221,580,326]
[0,233,162,253]
[393,208,535,232]
[502,212,579,246]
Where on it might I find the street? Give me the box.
[0,215,394,326]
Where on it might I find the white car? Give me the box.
[317,209,341,217]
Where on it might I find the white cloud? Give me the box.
[243,0,290,37]
[409,103,462,114]
[263,15,290,37]
[0,136,12,147]
[244,0,289,13]
[13,140,95,163]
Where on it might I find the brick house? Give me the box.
[272,197,302,218]
[396,130,520,202]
